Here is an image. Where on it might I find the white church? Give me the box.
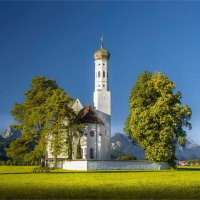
[46,38,112,168]
[46,38,169,170]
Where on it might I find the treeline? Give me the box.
[187,158,200,166]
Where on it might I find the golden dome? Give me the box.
[94,38,110,60]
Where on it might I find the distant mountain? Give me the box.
[111,133,200,160]
[0,126,22,141]
[176,138,200,160]
[111,132,145,159]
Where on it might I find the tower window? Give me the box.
[98,71,100,78]
[98,63,100,66]
[103,85,105,87]
[107,72,108,78]
[103,63,105,66]
[90,131,94,137]
[103,71,105,78]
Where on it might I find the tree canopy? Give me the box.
[6,76,83,166]
[124,71,192,167]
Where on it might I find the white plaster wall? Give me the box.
[63,161,170,170]
[71,99,83,112]
[94,90,111,115]
[88,161,169,170]
[46,145,68,159]
[86,124,96,159]
[63,161,88,170]
[95,110,111,160]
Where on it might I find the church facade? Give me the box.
[46,39,111,165]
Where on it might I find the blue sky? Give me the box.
[0,1,200,144]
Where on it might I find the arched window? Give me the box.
[90,148,94,159]
[103,71,105,78]
[90,131,94,137]
[98,71,100,78]
[107,72,108,78]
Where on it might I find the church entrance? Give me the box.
[90,148,94,159]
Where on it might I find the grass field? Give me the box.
[0,166,200,199]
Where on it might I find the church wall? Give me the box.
[71,99,83,112]
[46,145,68,159]
[95,110,111,159]
[63,161,170,170]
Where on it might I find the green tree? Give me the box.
[76,139,82,159]
[187,160,191,165]
[124,71,192,168]
[6,76,82,167]
[45,88,83,168]
[196,157,200,164]
[191,160,195,166]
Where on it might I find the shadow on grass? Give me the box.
[1,168,200,175]
[0,170,176,175]
[177,167,200,171]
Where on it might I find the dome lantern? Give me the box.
[94,37,110,60]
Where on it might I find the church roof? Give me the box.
[77,104,104,125]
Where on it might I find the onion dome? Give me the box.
[94,37,110,60]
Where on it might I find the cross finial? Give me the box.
[101,34,104,48]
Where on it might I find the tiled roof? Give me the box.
[77,105,104,125]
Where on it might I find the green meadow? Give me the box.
[0,166,200,199]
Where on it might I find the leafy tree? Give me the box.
[76,139,82,159]
[191,160,195,166]
[124,71,192,168]
[187,160,191,165]
[196,157,200,164]
[45,88,83,167]
[6,76,83,167]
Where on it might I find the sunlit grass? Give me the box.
[0,166,200,199]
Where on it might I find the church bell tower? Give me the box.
[93,37,111,159]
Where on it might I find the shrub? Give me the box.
[35,161,39,166]
[6,160,13,166]
[30,161,35,166]
[117,155,136,161]
[196,157,200,164]
[12,160,18,166]
[187,160,191,165]
[191,160,195,166]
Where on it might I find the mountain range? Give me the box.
[111,132,200,160]
[0,127,199,160]
[0,126,22,141]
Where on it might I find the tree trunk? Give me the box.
[40,156,45,167]
[54,156,57,168]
